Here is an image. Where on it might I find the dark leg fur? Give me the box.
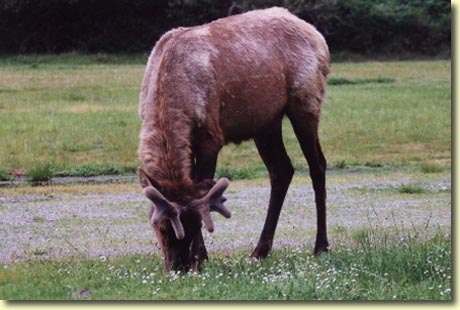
[191,140,221,267]
[250,118,294,259]
[287,102,329,255]
[190,231,208,270]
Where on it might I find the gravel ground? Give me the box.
[0,171,451,264]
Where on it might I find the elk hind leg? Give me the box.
[287,98,329,255]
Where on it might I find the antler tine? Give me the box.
[168,212,185,240]
[207,178,231,219]
[189,178,231,233]
[144,186,185,240]
[210,196,231,218]
[199,208,215,233]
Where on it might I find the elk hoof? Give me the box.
[313,243,330,256]
[247,255,260,264]
[249,249,270,262]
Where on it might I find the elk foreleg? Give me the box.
[191,137,222,268]
[250,119,294,259]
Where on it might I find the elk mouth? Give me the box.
[152,208,209,272]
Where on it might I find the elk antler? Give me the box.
[144,186,185,240]
[191,178,231,233]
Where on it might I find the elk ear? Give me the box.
[143,183,185,240]
[191,178,231,233]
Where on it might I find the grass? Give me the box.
[0,229,451,300]
[26,163,54,183]
[0,168,12,181]
[333,159,349,169]
[420,163,445,173]
[327,76,395,85]
[55,163,136,177]
[0,55,451,177]
[0,52,147,66]
[396,184,426,194]
[0,54,451,301]
[215,164,267,180]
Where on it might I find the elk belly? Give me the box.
[218,74,288,143]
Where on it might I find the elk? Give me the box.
[138,7,330,271]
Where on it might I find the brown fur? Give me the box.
[139,7,328,196]
[138,7,330,270]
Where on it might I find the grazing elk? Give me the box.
[138,7,330,271]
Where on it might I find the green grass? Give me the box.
[215,164,267,180]
[328,76,395,85]
[0,230,451,300]
[396,184,427,194]
[0,55,451,176]
[55,163,136,177]
[0,168,12,181]
[0,52,147,66]
[420,163,445,173]
[26,163,54,183]
[0,54,451,301]
[333,159,349,169]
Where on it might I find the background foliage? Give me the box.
[0,0,451,55]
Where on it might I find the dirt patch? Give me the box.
[0,171,451,264]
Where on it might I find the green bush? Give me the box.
[345,0,447,54]
[0,0,450,55]
[0,0,171,53]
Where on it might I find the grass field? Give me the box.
[0,54,452,301]
[0,54,451,178]
[0,231,451,300]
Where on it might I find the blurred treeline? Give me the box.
[0,0,450,56]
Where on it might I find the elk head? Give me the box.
[138,168,231,271]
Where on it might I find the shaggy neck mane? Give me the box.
[139,97,194,202]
